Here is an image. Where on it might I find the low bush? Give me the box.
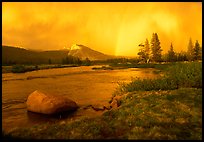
[117,62,202,93]
[11,65,26,73]
[11,65,36,73]
[166,62,202,88]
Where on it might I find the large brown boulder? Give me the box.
[26,90,78,115]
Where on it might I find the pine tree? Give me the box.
[138,39,150,63]
[176,51,188,61]
[193,40,201,60]
[144,39,150,63]
[84,57,91,66]
[137,47,146,62]
[187,38,194,61]
[48,59,52,64]
[151,33,162,62]
[167,43,176,62]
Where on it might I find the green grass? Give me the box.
[2,66,13,73]
[91,63,172,71]
[109,62,173,70]
[3,62,173,73]
[3,88,202,140]
[166,62,202,88]
[11,65,37,73]
[3,62,202,139]
[115,62,202,94]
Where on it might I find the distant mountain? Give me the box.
[2,45,115,65]
[68,44,114,60]
[2,45,69,65]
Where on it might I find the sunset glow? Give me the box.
[2,2,202,56]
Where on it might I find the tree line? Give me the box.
[3,55,91,66]
[62,56,91,66]
[138,33,202,63]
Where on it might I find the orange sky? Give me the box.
[2,2,202,56]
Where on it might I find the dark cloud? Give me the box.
[2,2,202,56]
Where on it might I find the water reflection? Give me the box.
[2,66,160,132]
[26,109,78,122]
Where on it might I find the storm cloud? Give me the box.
[2,2,202,56]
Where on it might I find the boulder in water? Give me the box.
[26,90,78,115]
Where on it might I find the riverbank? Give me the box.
[3,62,202,140]
[2,64,80,73]
[2,66,159,134]
[3,88,202,140]
[3,62,175,74]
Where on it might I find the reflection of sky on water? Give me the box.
[2,66,159,132]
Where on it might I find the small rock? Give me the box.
[109,95,123,109]
[81,105,92,110]
[110,99,118,109]
[27,76,35,80]
[103,104,112,110]
[114,95,122,101]
[91,104,105,111]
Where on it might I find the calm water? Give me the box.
[2,66,159,132]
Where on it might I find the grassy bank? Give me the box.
[3,88,202,140]
[114,62,201,95]
[91,62,174,71]
[109,62,173,70]
[3,62,202,140]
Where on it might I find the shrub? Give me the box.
[11,65,36,73]
[118,62,202,93]
[166,62,202,88]
[11,65,26,73]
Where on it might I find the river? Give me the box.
[2,65,159,133]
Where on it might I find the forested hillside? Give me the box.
[2,46,73,65]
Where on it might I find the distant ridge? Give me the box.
[68,44,114,60]
[2,44,115,65]
[2,45,69,65]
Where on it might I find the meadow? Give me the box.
[3,62,202,140]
